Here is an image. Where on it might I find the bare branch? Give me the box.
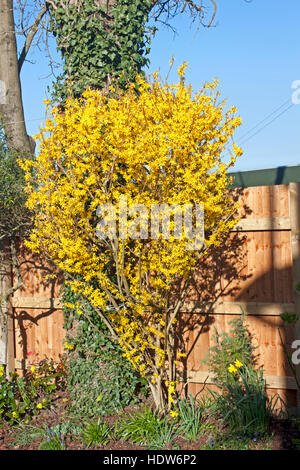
[151,0,217,29]
[4,238,23,302]
[18,3,48,73]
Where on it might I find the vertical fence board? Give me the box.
[289,182,300,407]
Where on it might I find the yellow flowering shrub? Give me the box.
[21,65,242,410]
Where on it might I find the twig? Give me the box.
[18,3,48,72]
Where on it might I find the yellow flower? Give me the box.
[228,364,238,374]
[36,403,43,409]
[177,62,188,76]
[21,65,243,404]
[12,411,18,419]
[234,359,243,368]
[30,365,36,373]
[170,410,178,418]
[64,302,75,309]
[0,365,4,376]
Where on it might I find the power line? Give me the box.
[223,98,295,155]
[238,102,294,146]
[4,116,46,127]
[236,98,292,143]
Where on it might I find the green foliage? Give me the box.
[13,419,85,448]
[49,0,154,101]
[49,419,85,437]
[175,393,204,441]
[62,283,149,417]
[82,419,111,448]
[0,370,21,425]
[203,309,256,388]
[114,397,214,448]
[39,427,65,450]
[280,312,298,325]
[147,419,177,450]
[0,124,32,241]
[208,364,282,437]
[114,405,168,446]
[203,311,285,440]
[0,359,66,426]
[24,357,67,400]
[201,432,273,450]
[11,423,47,446]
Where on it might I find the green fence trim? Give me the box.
[228,165,300,188]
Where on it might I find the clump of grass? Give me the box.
[176,393,203,441]
[147,419,177,450]
[209,364,283,437]
[81,419,111,448]
[114,405,171,447]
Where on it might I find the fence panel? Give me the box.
[10,183,300,407]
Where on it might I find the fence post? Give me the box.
[289,182,300,413]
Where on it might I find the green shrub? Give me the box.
[203,310,284,438]
[209,364,280,437]
[203,309,256,388]
[62,284,149,417]
[0,359,65,426]
[0,123,32,242]
[0,367,22,425]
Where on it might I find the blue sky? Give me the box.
[20,0,300,172]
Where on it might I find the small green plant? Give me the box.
[13,419,84,448]
[280,312,299,324]
[203,309,256,389]
[0,357,67,426]
[115,405,166,446]
[82,419,111,448]
[147,419,176,450]
[0,367,23,425]
[62,285,149,418]
[10,424,45,446]
[209,364,281,437]
[39,428,65,450]
[175,393,203,441]
[203,312,285,439]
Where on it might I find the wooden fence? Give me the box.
[7,178,300,409]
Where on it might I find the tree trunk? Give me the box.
[0,240,14,376]
[0,0,32,152]
[149,379,166,411]
[0,1,29,375]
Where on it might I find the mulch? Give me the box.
[1,393,300,451]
